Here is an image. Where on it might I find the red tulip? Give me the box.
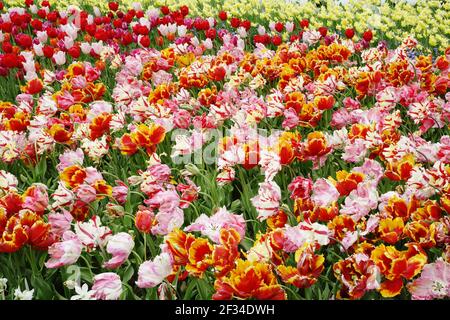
[136,10,144,19]
[46,27,58,38]
[25,78,43,95]
[300,19,309,29]
[94,16,102,25]
[156,36,164,47]
[124,13,133,23]
[218,11,227,21]
[1,22,12,32]
[121,32,133,46]
[1,53,21,68]
[37,9,46,18]
[209,66,226,81]
[345,28,355,39]
[113,18,122,28]
[230,17,240,28]
[2,41,12,53]
[68,46,81,59]
[160,5,170,15]
[15,34,32,49]
[275,22,284,33]
[140,35,150,47]
[43,45,54,58]
[31,19,43,30]
[363,29,373,42]
[108,2,119,12]
[272,35,282,46]
[240,20,251,31]
[206,28,216,39]
[180,5,189,16]
[47,11,58,22]
[318,26,328,37]
[135,209,154,234]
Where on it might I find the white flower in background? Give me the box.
[237,27,247,38]
[202,38,213,50]
[33,43,43,57]
[302,30,322,46]
[81,136,109,163]
[91,42,104,55]
[29,4,38,14]
[71,284,94,300]
[177,25,187,37]
[257,25,266,35]
[80,42,91,54]
[53,51,66,66]
[138,17,150,29]
[269,21,276,32]
[36,31,48,43]
[285,22,295,33]
[132,2,142,11]
[63,36,74,49]
[14,287,34,300]
[158,23,177,37]
[207,17,215,28]
[0,278,7,295]
[93,7,101,17]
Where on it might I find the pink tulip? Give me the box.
[112,181,128,204]
[136,253,173,288]
[185,207,246,243]
[103,233,134,269]
[22,183,49,215]
[51,182,75,209]
[75,184,97,204]
[57,148,84,172]
[45,231,82,268]
[283,222,330,252]
[53,51,66,65]
[151,207,184,236]
[145,190,180,213]
[74,216,112,249]
[288,176,313,200]
[408,259,450,300]
[90,273,122,300]
[353,158,384,183]
[84,167,104,184]
[311,178,340,207]
[251,181,281,221]
[173,109,191,129]
[48,209,73,237]
[342,139,368,163]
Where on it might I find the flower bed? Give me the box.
[0,0,449,300]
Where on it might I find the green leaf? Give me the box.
[196,278,212,300]
[304,287,312,300]
[31,276,54,299]
[122,265,135,284]
[240,238,254,251]
[183,280,197,299]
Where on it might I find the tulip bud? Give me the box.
[184,163,200,176]
[105,203,125,218]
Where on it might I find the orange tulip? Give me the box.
[213,259,286,300]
